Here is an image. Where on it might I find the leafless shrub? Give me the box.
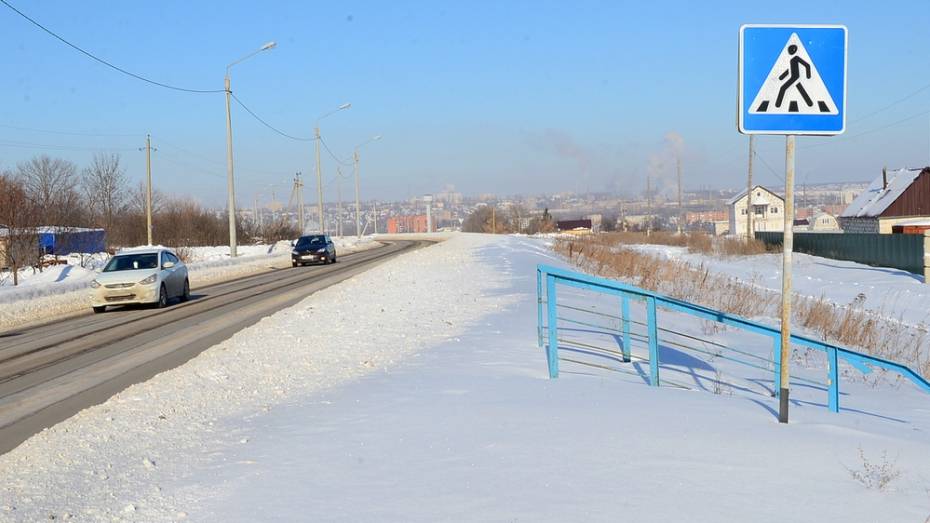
[848,447,901,491]
[173,246,192,264]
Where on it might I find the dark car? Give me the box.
[291,234,336,266]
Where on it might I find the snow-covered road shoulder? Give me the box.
[0,233,509,521]
[0,237,382,331]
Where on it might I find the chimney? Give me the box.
[882,166,887,190]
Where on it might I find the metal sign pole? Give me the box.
[779,135,795,423]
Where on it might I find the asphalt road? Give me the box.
[0,240,426,455]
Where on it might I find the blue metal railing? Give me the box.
[537,263,930,413]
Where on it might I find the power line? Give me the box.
[0,123,140,137]
[230,93,314,141]
[319,135,353,166]
[752,150,785,183]
[0,0,224,94]
[850,81,930,124]
[155,137,295,178]
[802,109,930,150]
[0,139,136,152]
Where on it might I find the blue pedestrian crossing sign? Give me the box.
[739,25,847,135]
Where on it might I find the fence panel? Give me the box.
[755,231,924,274]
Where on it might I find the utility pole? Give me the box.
[253,194,259,235]
[747,135,755,239]
[779,135,796,424]
[336,168,343,237]
[223,42,275,258]
[646,174,653,235]
[354,151,361,238]
[140,134,156,245]
[295,172,304,233]
[676,152,683,235]
[424,195,433,233]
[224,74,238,258]
[315,126,324,233]
[373,201,378,234]
[491,206,496,234]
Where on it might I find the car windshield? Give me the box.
[102,253,159,272]
[296,236,326,249]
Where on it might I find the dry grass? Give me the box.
[554,236,930,377]
[596,231,770,257]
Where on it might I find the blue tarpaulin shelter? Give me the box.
[36,227,106,255]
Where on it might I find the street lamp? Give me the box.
[224,40,276,258]
[352,135,382,238]
[314,103,351,233]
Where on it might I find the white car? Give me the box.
[90,247,190,313]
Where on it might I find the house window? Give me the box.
[772,208,778,214]
[754,205,765,216]
[741,209,747,215]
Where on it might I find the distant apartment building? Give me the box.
[386,215,433,234]
[727,185,785,237]
[839,167,930,233]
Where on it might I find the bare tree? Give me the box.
[0,173,40,285]
[82,153,127,234]
[16,155,82,226]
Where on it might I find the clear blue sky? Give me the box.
[2,0,929,206]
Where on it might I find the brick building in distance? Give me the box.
[387,215,432,234]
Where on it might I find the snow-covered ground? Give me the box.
[0,237,380,331]
[627,244,930,327]
[2,234,929,522]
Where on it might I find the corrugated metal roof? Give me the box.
[840,168,921,218]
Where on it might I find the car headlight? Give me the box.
[139,274,158,285]
[316,248,326,253]
[90,279,101,288]
[292,250,300,255]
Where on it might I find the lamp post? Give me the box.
[224,40,276,257]
[352,135,382,238]
[314,103,351,233]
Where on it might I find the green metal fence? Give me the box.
[755,231,925,275]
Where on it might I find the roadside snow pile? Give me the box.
[0,234,510,521]
[0,237,382,331]
[3,234,930,521]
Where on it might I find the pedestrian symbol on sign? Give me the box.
[749,33,837,115]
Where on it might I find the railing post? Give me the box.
[827,347,839,413]
[537,268,544,349]
[647,296,659,386]
[546,274,559,379]
[773,335,781,399]
[621,294,631,363]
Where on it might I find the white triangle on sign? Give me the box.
[748,33,838,115]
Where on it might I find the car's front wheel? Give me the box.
[156,284,168,308]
